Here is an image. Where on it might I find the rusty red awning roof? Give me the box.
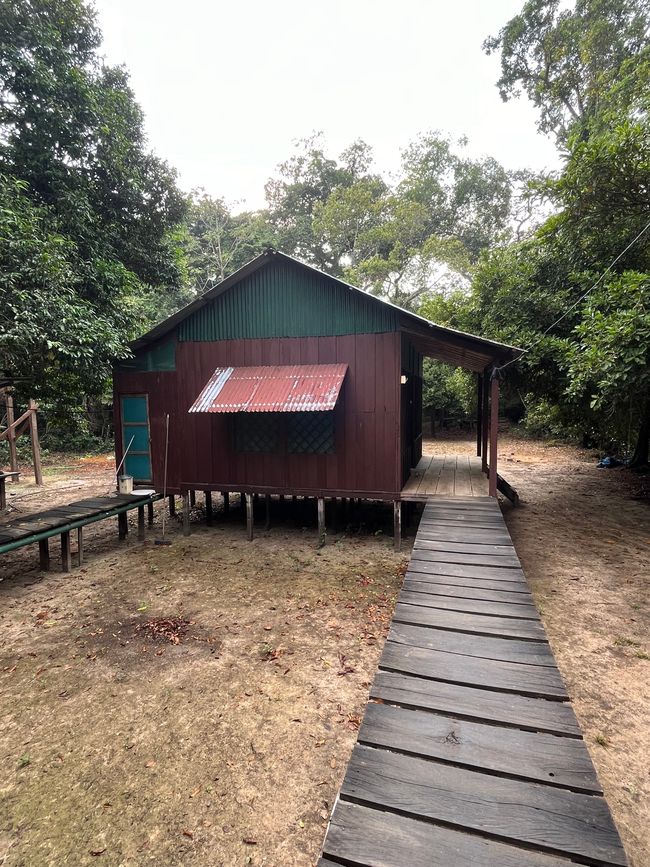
[189,364,348,413]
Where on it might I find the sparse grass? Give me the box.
[635,650,650,661]
[613,636,641,647]
[595,734,610,748]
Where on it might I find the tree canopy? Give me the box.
[0,0,187,405]
[2,0,649,467]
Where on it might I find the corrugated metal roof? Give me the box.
[189,364,348,413]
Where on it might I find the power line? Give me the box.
[494,217,650,375]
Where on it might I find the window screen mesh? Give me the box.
[234,413,281,453]
[288,412,334,454]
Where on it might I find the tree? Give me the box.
[184,192,277,292]
[0,0,187,406]
[483,0,650,144]
[264,134,375,271]
[568,272,650,467]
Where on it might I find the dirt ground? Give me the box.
[0,457,406,867]
[1,436,648,866]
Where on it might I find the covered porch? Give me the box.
[399,319,523,504]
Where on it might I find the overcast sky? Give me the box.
[93,0,561,210]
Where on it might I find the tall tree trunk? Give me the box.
[629,398,650,470]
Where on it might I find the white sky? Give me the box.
[94,0,561,211]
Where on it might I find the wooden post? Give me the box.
[476,374,483,457]
[332,497,338,535]
[61,531,71,572]
[240,492,246,515]
[118,511,128,540]
[0,477,5,511]
[168,495,176,516]
[77,527,84,567]
[182,493,191,536]
[5,394,18,477]
[481,373,489,474]
[317,497,325,547]
[38,538,50,571]
[137,505,145,540]
[246,493,253,541]
[393,500,401,552]
[28,399,43,486]
[205,491,213,525]
[222,491,229,514]
[265,494,271,530]
[489,372,499,498]
[147,501,154,525]
[189,490,196,507]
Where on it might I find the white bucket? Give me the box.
[118,475,134,494]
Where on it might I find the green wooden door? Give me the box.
[120,395,152,482]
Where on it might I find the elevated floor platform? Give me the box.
[319,497,627,867]
[401,455,489,500]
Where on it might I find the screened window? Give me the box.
[288,412,334,454]
[234,413,281,453]
[232,412,335,455]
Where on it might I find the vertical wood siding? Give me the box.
[114,331,402,498]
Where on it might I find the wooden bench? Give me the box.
[0,493,160,572]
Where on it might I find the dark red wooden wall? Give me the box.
[114,331,402,499]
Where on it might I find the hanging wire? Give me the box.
[494,217,650,376]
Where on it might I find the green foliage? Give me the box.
[184,191,277,292]
[477,0,650,462]
[483,0,650,143]
[568,272,650,413]
[0,0,187,410]
[422,361,475,423]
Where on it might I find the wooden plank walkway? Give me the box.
[401,455,489,499]
[319,497,628,867]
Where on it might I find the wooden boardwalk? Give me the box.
[319,497,627,867]
[401,455,488,500]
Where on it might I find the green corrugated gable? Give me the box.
[178,258,398,341]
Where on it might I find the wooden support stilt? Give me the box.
[476,373,483,458]
[332,497,338,535]
[205,491,213,525]
[189,490,196,507]
[317,497,326,547]
[77,527,84,567]
[182,493,191,536]
[265,494,271,530]
[489,372,499,498]
[38,538,50,571]
[28,399,43,486]
[5,394,18,477]
[61,531,71,572]
[118,511,128,540]
[222,492,229,514]
[393,500,401,552]
[147,501,154,525]
[240,493,246,514]
[481,372,489,473]
[168,495,176,516]
[246,493,253,541]
[137,505,145,540]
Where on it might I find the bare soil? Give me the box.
[1,437,648,866]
